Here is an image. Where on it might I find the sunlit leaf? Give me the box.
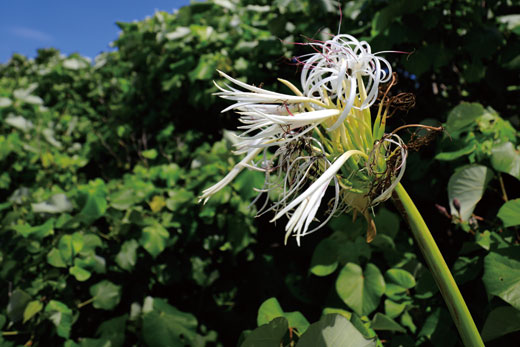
[45,300,73,339]
[497,199,520,227]
[257,297,309,334]
[491,142,520,180]
[309,238,339,277]
[448,165,493,221]
[371,313,406,333]
[336,263,385,316]
[115,239,139,271]
[90,280,122,310]
[23,300,43,323]
[296,314,376,347]
[139,224,169,258]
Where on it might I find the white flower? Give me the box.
[200,34,408,245]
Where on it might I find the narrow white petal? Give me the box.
[199,146,263,203]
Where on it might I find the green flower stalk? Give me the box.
[394,183,484,347]
[199,33,484,346]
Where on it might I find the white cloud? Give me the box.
[10,26,53,42]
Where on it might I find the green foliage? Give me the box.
[141,297,199,347]
[0,0,519,345]
[257,297,309,334]
[497,199,520,227]
[243,314,377,347]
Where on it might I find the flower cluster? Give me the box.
[200,34,407,245]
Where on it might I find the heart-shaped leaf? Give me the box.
[336,263,385,316]
[90,280,122,310]
[448,165,493,221]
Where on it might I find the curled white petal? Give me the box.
[199,145,263,204]
[299,34,392,129]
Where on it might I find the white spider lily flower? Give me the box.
[200,33,414,245]
[300,34,392,131]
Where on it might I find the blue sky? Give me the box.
[0,0,191,63]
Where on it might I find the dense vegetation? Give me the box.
[0,0,519,346]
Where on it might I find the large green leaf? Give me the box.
[309,238,339,277]
[69,264,91,282]
[23,300,43,323]
[12,219,54,239]
[296,314,376,347]
[445,103,485,138]
[115,239,139,271]
[57,233,84,266]
[47,247,67,268]
[370,313,406,333]
[435,143,476,161]
[491,142,520,180]
[241,317,288,347]
[45,300,73,339]
[7,289,31,322]
[336,263,385,316]
[77,180,107,224]
[483,248,520,310]
[89,280,122,310]
[497,199,520,227]
[109,188,141,210]
[257,297,309,334]
[448,165,493,221]
[384,299,407,319]
[139,224,169,258]
[481,306,520,342]
[384,268,416,301]
[141,297,198,347]
[385,269,416,289]
[93,315,127,347]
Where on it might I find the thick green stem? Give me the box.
[394,183,484,347]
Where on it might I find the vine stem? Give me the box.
[393,183,484,347]
[77,297,95,309]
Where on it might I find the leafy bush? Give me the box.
[0,0,519,346]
